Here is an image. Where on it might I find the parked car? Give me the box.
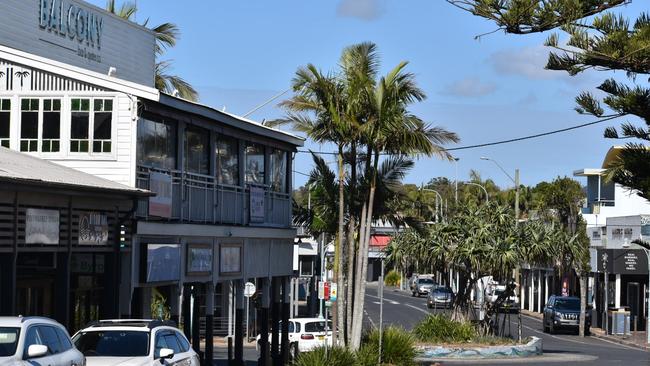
[486,286,520,312]
[256,318,332,353]
[543,296,591,334]
[412,277,436,297]
[427,286,454,309]
[72,319,199,366]
[0,316,84,366]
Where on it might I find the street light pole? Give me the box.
[454,158,460,204]
[464,182,489,203]
[422,188,444,222]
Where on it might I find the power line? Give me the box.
[294,114,623,155]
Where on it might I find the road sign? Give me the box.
[330,282,337,302]
[318,281,330,300]
[325,300,332,307]
[244,282,256,298]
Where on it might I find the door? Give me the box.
[16,278,54,318]
[627,282,640,330]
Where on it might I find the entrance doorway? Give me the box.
[16,278,54,318]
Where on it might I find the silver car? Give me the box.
[0,316,84,366]
[412,277,436,297]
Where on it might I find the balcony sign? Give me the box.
[149,172,172,218]
[187,244,213,275]
[220,243,242,275]
[250,185,265,223]
[25,208,59,245]
[78,211,108,245]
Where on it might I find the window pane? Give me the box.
[94,112,112,139]
[71,113,89,139]
[216,136,239,185]
[162,334,182,354]
[137,117,177,170]
[43,111,60,139]
[20,112,38,138]
[174,332,190,352]
[0,99,10,111]
[184,127,210,175]
[81,99,90,111]
[0,101,9,138]
[245,142,265,184]
[54,328,72,351]
[39,326,63,354]
[73,331,149,357]
[270,149,287,192]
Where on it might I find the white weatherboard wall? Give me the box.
[583,184,650,228]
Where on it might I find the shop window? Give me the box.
[20,99,39,152]
[270,149,287,192]
[592,230,601,240]
[137,117,177,170]
[184,126,210,175]
[624,227,633,239]
[71,98,90,152]
[245,142,265,185]
[93,99,112,153]
[642,225,650,236]
[612,228,623,240]
[0,99,9,148]
[42,99,61,152]
[216,135,239,185]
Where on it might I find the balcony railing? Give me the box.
[135,165,291,228]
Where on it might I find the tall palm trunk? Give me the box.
[351,151,380,349]
[334,147,346,346]
[345,143,358,343]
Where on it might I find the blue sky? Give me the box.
[88,0,646,189]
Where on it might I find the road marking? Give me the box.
[364,309,376,329]
[405,303,431,315]
[521,313,647,352]
[366,294,400,305]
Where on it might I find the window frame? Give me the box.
[0,98,10,148]
[69,97,115,156]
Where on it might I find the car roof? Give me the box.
[0,316,61,327]
[77,319,179,332]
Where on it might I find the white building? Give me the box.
[0,1,303,364]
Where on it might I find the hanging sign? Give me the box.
[78,211,108,245]
[330,282,337,302]
[25,208,59,244]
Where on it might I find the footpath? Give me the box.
[520,309,649,351]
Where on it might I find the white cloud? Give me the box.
[442,76,497,97]
[337,0,384,21]
[489,46,560,80]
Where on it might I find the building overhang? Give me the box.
[136,221,297,239]
[573,168,605,177]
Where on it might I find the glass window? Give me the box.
[304,321,333,333]
[270,149,287,192]
[137,117,177,170]
[20,98,39,152]
[612,228,623,240]
[23,327,44,359]
[162,333,182,354]
[245,142,265,185]
[0,99,10,148]
[300,258,313,277]
[54,327,72,351]
[38,326,62,355]
[93,99,112,153]
[42,99,61,152]
[624,228,633,239]
[642,224,650,236]
[73,330,150,357]
[71,98,90,152]
[216,136,239,186]
[154,331,182,358]
[174,332,190,352]
[0,327,20,357]
[184,126,210,175]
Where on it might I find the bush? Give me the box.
[359,326,417,366]
[292,345,356,366]
[384,270,401,287]
[413,314,476,343]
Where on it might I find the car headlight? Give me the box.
[554,312,562,319]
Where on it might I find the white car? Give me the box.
[72,319,199,366]
[0,316,84,366]
[256,318,333,353]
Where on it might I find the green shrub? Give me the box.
[360,326,417,366]
[384,270,401,287]
[292,345,356,366]
[413,314,476,343]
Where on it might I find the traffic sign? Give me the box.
[330,282,337,302]
[244,282,256,297]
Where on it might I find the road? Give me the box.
[364,284,649,365]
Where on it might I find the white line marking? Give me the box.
[405,303,430,315]
[366,294,400,305]
[364,309,376,328]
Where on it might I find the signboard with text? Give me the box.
[0,0,155,86]
[597,249,648,275]
[25,208,59,244]
[220,244,242,275]
[78,211,108,245]
[187,244,213,274]
[249,185,265,223]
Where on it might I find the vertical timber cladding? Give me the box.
[0,0,155,86]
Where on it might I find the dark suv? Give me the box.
[543,295,591,334]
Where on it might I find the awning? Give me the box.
[370,235,391,247]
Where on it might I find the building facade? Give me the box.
[0,1,303,364]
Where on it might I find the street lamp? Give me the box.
[480,157,520,223]
[453,158,460,203]
[464,182,489,203]
[421,187,444,222]
[622,236,650,344]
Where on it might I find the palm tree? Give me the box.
[105,0,198,101]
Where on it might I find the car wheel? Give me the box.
[412,292,416,297]
[549,323,555,335]
[427,303,432,309]
[585,327,591,336]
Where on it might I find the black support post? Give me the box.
[192,285,201,360]
[281,277,290,364]
[271,277,281,366]
[235,280,244,366]
[258,278,270,366]
[182,284,191,341]
[205,283,214,366]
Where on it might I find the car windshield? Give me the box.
[434,287,452,294]
[418,278,434,284]
[73,330,150,357]
[0,328,19,357]
[554,298,580,310]
[304,321,333,333]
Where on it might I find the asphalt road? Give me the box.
[364,284,650,365]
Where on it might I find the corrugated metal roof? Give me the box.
[0,147,150,196]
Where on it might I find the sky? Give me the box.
[87,0,646,190]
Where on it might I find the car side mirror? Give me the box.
[159,348,174,363]
[27,344,48,359]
